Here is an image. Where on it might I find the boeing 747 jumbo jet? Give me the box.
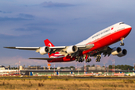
[4,22,132,63]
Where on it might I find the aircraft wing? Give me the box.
[47,44,94,56]
[4,44,94,51]
[4,46,66,50]
[4,47,40,50]
[4,44,94,56]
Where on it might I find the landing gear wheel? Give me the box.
[86,59,88,63]
[96,58,100,62]
[88,59,91,62]
[120,43,124,46]
[82,58,84,62]
[78,58,81,62]
[85,58,91,63]
[76,58,78,62]
[96,56,101,62]
[78,57,84,62]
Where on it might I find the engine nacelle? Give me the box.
[39,46,50,55]
[66,45,78,54]
[111,47,122,55]
[117,49,127,57]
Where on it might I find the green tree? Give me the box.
[70,66,75,69]
[114,65,133,70]
[109,65,112,69]
[60,67,64,69]
[86,65,90,67]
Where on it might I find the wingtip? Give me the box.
[29,58,33,59]
[3,47,16,49]
[3,47,9,48]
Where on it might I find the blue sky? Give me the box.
[0,0,135,67]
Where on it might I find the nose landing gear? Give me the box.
[120,38,124,46]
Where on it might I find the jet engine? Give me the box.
[39,46,50,55]
[111,47,122,55]
[66,46,78,54]
[117,49,127,57]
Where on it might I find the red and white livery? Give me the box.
[4,22,132,63]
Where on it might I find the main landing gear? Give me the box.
[86,58,91,63]
[96,55,101,62]
[76,55,102,63]
[76,56,91,63]
[77,57,84,62]
[120,38,124,46]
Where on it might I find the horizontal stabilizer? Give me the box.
[29,57,54,60]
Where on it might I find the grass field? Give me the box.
[0,76,135,90]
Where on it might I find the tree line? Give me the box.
[6,64,135,70]
[109,65,134,70]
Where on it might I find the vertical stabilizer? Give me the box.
[44,39,55,58]
[44,39,63,58]
[44,39,54,47]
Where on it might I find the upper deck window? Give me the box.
[119,22,124,25]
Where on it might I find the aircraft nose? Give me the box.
[128,26,132,32]
[126,26,132,34]
[125,24,132,32]
[129,27,132,31]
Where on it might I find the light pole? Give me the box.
[54,63,55,75]
[112,59,115,75]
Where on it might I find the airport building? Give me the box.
[19,65,135,76]
[0,65,135,76]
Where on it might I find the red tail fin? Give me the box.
[44,39,55,57]
[44,39,54,47]
[44,39,61,58]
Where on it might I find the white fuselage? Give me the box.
[76,22,131,45]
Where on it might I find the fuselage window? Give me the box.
[119,22,124,25]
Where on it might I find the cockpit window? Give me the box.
[119,22,124,25]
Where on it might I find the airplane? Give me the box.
[4,22,132,63]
